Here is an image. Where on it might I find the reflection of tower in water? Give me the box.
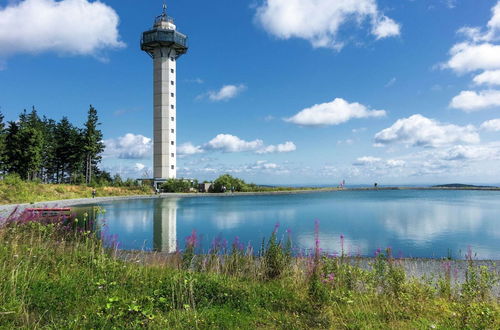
[153,198,178,253]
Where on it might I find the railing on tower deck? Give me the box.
[141,29,188,49]
[155,15,175,25]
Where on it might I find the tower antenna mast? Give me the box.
[162,0,167,17]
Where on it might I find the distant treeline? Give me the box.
[0,106,112,185]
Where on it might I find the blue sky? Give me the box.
[1,0,500,185]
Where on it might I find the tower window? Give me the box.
[170,57,174,61]
[171,165,175,169]
[171,129,174,133]
[171,153,174,157]
[171,69,174,73]
[171,141,174,145]
[171,105,174,109]
[171,93,174,97]
[171,117,174,121]
[171,81,174,85]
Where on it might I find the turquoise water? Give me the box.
[77,190,500,259]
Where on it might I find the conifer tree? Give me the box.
[4,121,23,176]
[82,105,104,184]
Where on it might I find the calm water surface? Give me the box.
[77,190,500,259]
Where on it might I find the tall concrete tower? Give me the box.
[141,3,188,186]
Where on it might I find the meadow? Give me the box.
[0,211,498,329]
[0,175,151,205]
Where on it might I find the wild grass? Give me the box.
[0,175,151,205]
[0,215,498,329]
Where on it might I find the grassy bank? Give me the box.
[0,176,152,205]
[0,217,498,329]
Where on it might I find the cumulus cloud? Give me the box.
[450,90,500,111]
[473,70,500,85]
[0,0,124,60]
[440,144,499,161]
[372,15,401,40]
[481,118,500,131]
[200,84,246,102]
[177,143,204,156]
[255,0,400,49]
[445,43,500,74]
[204,134,263,153]
[444,2,500,112]
[180,134,297,156]
[353,156,405,168]
[374,114,480,147]
[104,133,151,159]
[353,156,382,166]
[255,141,296,154]
[285,98,386,126]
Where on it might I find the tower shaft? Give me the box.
[141,5,188,183]
[153,48,177,179]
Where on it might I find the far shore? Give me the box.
[1,185,499,216]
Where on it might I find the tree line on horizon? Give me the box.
[0,106,108,185]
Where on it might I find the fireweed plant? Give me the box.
[0,214,498,328]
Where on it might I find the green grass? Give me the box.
[0,220,498,329]
[0,175,152,205]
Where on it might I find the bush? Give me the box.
[213,174,247,192]
[161,178,192,193]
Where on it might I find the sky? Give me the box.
[1,0,500,185]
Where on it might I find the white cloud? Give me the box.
[204,134,263,153]
[0,0,124,59]
[372,15,401,40]
[353,156,381,165]
[481,118,500,131]
[444,2,500,112]
[445,42,500,74]
[386,159,406,167]
[134,163,146,171]
[440,144,499,161]
[177,143,204,156]
[104,133,152,159]
[255,0,400,49]
[374,114,480,147]
[443,0,457,9]
[256,141,296,154]
[353,156,405,168]
[285,98,386,126]
[450,90,500,111]
[473,70,500,85]
[202,84,246,101]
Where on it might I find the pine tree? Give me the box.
[41,117,57,183]
[0,112,6,176]
[55,117,83,183]
[4,122,23,176]
[19,126,43,180]
[17,107,44,180]
[82,105,104,184]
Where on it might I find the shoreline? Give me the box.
[2,186,500,215]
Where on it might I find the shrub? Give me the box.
[161,178,192,193]
[212,174,247,192]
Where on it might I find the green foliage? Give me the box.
[212,174,247,192]
[161,178,193,193]
[261,226,292,280]
[1,106,106,185]
[83,105,105,184]
[0,112,6,173]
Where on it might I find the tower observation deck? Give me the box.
[141,4,188,185]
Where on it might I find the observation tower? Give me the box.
[141,3,188,187]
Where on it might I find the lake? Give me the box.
[76,189,500,259]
